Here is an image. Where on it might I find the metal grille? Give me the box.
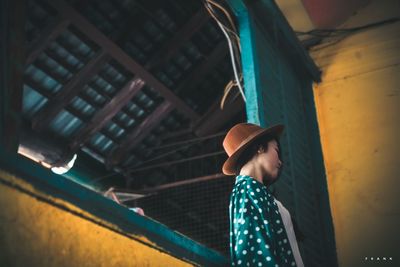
[133,175,235,256]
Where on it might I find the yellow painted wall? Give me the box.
[0,170,193,267]
[310,1,400,266]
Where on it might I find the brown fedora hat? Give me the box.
[222,123,284,175]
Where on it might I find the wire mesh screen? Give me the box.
[131,175,234,256]
[114,112,246,256]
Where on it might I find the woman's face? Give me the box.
[256,139,282,185]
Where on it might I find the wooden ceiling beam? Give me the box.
[77,9,208,156]
[31,50,110,132]
[29,0,213,166]
[25,75,126,145]
[106,101,174,168]
[25,17,70,66]
[28,5,147,134]
[106,40,229,167]
[69,78,145,152]
[45,0,200,121]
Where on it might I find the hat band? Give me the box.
[233,128,266,155]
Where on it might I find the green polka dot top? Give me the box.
[229,175,297,267]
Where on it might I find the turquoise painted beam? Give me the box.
[224,2,336,267]
[238,10,266,126]
[226,0,266,126]
[226,0,320,126]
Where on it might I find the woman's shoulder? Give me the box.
[235,175,269,191]
[235,175,261,186]
[232,175,272,201]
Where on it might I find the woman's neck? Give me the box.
[239,161,264,184]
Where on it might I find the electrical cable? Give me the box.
[202,2,241,64]
[296,17,400,38]
[307,17,400,51]
[202,0,245,107]
[220,75,242,109]
[204,1,246,102]
[215,14,246,102]
[205,0,241,51]
[207,0,238,33]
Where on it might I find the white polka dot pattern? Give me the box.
[229,175,298,266]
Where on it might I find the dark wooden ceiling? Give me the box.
[21,0,245,191]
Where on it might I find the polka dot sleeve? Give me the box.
[230,177,280,267]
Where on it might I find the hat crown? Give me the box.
[223,123,264,157]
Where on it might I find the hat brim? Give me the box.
[222,124,284,175]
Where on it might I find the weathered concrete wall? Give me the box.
[310,1,400,266]
[0,169,192,267]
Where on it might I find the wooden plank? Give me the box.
[25,17,70,66]
[107,101,174,167]
[31,50,110,132]
[45,0,200,121]
[69,78,145,151]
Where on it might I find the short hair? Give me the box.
[234,135,281,175]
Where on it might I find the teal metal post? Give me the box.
[226,0,266,126]
[226,1,337,267]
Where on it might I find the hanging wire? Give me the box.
[296,17,400,38]
[220,75,242,109]
[206,2,244,97]
[87,131,227,182]
[203,0,246,104]
[205,0,241,52]
[297,17,400,51]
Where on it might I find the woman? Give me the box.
[222,123,304,267]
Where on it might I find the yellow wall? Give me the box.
[310,1,400,266]
[0,170,193,267]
